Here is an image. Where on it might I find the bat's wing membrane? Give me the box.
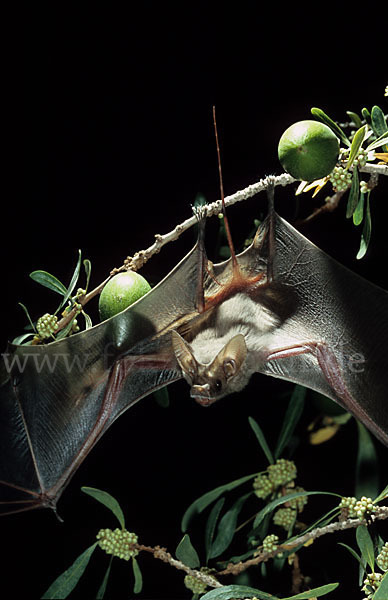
[0,240,202,513]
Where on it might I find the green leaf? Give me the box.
[12,332,35,345]
[81,487,125,529]
[132,557,143,594]
[83,258,92,291]
[374,482,388,503]
[356,192,371,259]
[30,270,68,296]
[253,490,340,530]
[205,498,225,563]
[361,107,371,125]
[356,525,375,570]
[371,105,388,142]
[346,111,362,129]
[248,416,274,464]
[18,302,37,333]
[274,385,306,459]
[209,493,251,559]
[355,421,379,499]
[346,166,359,218]
[338,542,365,569]
[81,310,93,330]
[175,534,200,568]
[366,131,388,152]
[181,473,257,532]
[282,583,339,599]
[61,250,82,308]
[96,557,112,599]
[201,584,278,600]
[353,190,365,226]
[346,125,367,169]
[41,543,97,599]
[311,107,350,147]
[374,570,388,599]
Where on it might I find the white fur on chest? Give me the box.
[190,293,279,365]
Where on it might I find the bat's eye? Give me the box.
[215,379,222,392]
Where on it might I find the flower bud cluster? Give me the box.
[262,534,279,553]
[273,507,296,531]
[329,166,352,191]
[377,542,388,572]
[353,149,368,168]
[36,313,58,339]
[96,528,138,560]
[183,574,207,595]
[360,180,369,194]
[253,459,297,500]
[339,496,376,519]
[362,572,383,598]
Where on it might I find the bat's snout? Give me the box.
[190,384,216,407]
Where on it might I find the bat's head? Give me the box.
[171,330,248,406]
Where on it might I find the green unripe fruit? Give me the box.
[278,120,340,182]
[99,272,151,321]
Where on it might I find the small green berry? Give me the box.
[36,313,59,339]
[362,572,383,595]
[329,166,352,192]
[184,574,208,595]
[96,527,139,560]
[253,474,274,499]
[262,534,279,553]
[273,507,296,531]
[377,542,388,571]
[267,459,297,486]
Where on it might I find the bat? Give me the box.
[0,176,387,517]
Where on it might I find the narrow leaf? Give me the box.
[248,416,274,464]
[353,190,365,226]
[356,192,371,259]
[81,487,125,529]
[338,542,365,568]
[175,534,200,568]
[274,385,306,459]
[361,107,371,125]
[346,166,359,218]
[30,270,68,296]
[371,105,388,142]
[205,498,225,563]
[201,584,278,600]
[311,107,350,147]
[374,482,388,503]
[282,583,339,599]
[346,110,362,128]
[253,490,340,530]
[374,570,388,599]
[181,473,257,532]
[356,525,375,570]
[12,333,36,345]
[41,543,97,599]
[83,258,92,291]
[61,250,82,308]
[132,557,143,594]
[18,302,37,333]
[209,493,251,559]
[346,125,367,169]
[366,131,388,152]
[96,558,113,599]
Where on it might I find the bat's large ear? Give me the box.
[171,330,198,378]
[215,334,247,379]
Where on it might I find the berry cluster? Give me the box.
[353,148,368,168]
[339,496,376,519]
[262,534,279,553]
[362,572,383,598]
[268,459,297,486]
[377,542,388,572]
[253,473,274,499]
[288,486,308,513]
[96,528,139,560]
[36,313,58,339]
[183,572,209,595]
[273,507,296,531]
[329,166,352,192]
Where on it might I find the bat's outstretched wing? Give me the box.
[0,239,203,514]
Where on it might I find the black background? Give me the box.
[1,6,387,599]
